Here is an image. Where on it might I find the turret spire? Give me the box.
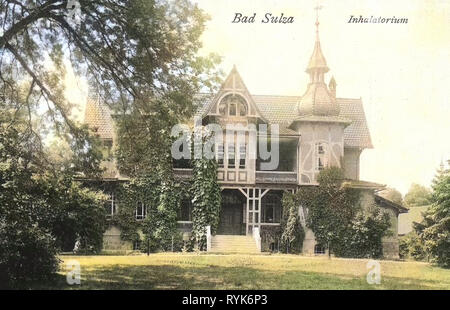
[315,4,322,40]
[297,6,340,117]
[306,5,329,76]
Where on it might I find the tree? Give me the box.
[1,0,221,282]
[404,183,432,207]
[1,0,220,129]
[399,232,427,261]
[415,166,450,267]
[0,106,106,287]
[1,0,221,181]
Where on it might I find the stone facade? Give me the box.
[102,226,133,253]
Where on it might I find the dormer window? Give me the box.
[218,94,248,117]
[219,102,226,115]
[229,103,237,116]
[239,102,247,116]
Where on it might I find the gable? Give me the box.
[197,94,373,149]
[202,66,267,122]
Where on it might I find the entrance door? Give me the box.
[218,190,245,235]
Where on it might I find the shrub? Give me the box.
[399,232,427,261]
[0,221,60,289]
[260,225,282,252]
[333,207,391,258]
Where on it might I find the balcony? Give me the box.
[255,171,297,184]
[173,168,193,180]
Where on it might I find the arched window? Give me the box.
[239,101,247,116]
[218,94,248,116]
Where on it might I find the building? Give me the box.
[83,16,407,258]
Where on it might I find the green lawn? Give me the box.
[42,253,450,290]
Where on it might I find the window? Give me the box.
[173,135,192,169]
[239,102,247,116]
[133,239,141,250]
[105,192,116,218]
[219,102,226,115]
[239,143,246,169]
[217,143,224,168]
[316,142,328,171]
[178,199,192,222]
[318,157,324,170]
[228,144,235,168]
[135,202,147,220]
[318,144,325,154]
[217,94,247,117]
[261,193,282,223]
[229,103,237,116]
[314,244,326,255]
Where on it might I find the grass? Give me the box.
[39,253,450,290]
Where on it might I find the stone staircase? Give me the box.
[210,235,259,254]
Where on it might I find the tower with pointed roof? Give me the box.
[297,8,339,117]
[83,96,119,178]
[289,8,351,184]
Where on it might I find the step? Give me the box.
[210,235,259,254]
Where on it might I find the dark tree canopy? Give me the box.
[415,166,450,267]
[0,0,221,285]
[1,0,221,164]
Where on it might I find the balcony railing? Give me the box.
[173,168,193,179]
[174,168,298,184]
[255,171,297,184]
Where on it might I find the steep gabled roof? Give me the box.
[253,95,373,149]
[338,98,373,148]
[197,94,372,148]
[202,66,267,122]
[375,194,409,214]
[84,92,373,149]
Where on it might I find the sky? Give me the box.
[193,0,450,194]
[66,0,450,195]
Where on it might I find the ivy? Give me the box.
[114,170,182,252]
[190,128,221,251]
[114,174,160,244]
[190,157,221,250]
[296,167,391,258]
[280,192,305,253]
